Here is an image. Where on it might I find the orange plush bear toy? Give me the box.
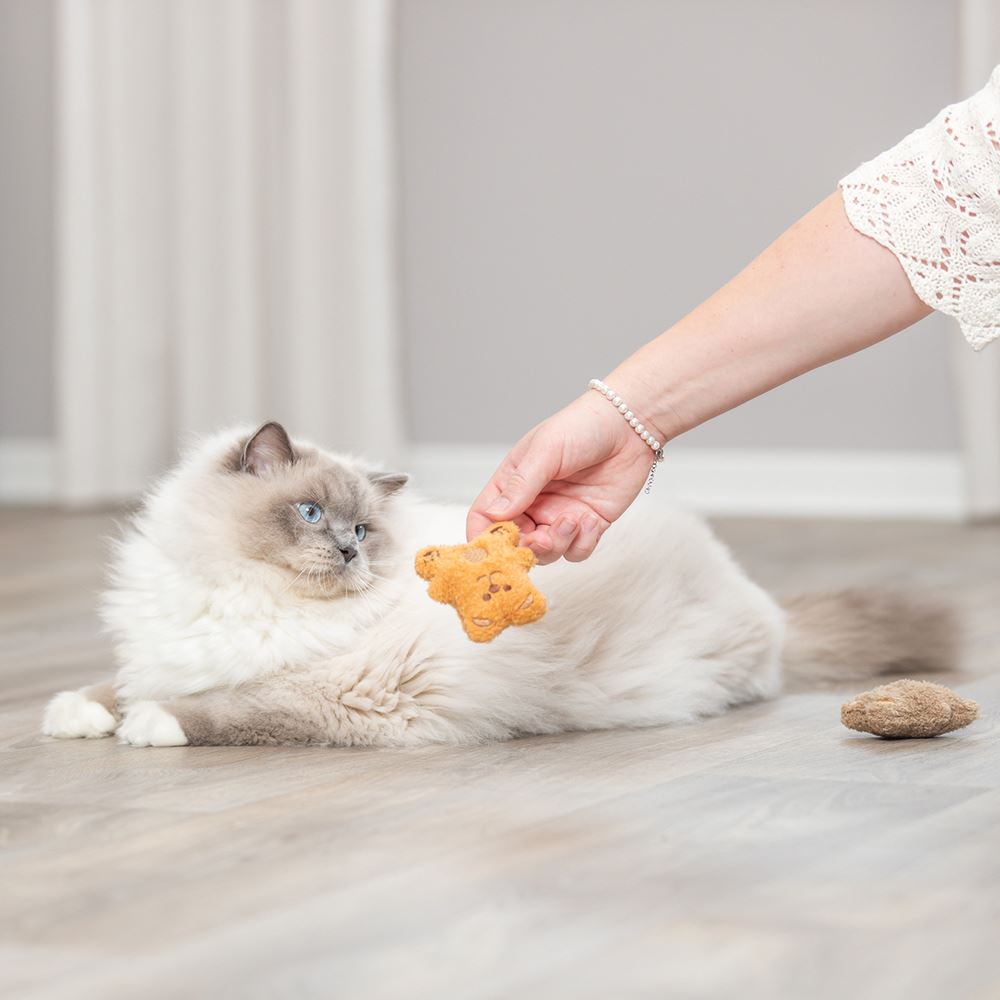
[414,522,547,642]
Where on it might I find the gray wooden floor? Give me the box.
[1,508,998,1000]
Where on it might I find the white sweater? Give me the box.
[839,67,1000,350]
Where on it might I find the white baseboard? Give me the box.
[406,444,967,520]
[0,438,967,518]
[0,438,56,503]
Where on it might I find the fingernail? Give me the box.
[582,515,600,533]
[556,518,577,537]
[486,496,510,515]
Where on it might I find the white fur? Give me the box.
[117,701,188,747]
[67,428,788,746]
[42,691,117,739]
[372,500,785,744]
[101,429,378,704]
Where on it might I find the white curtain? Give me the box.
[54,0,401,503]
[954,0,1000,517]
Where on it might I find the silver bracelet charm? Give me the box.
[587,378,665,494]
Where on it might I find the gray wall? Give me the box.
[0,0,54,438]
[0,0,965,454]
[397,0,962,451]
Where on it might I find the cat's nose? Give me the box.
[339,545,358,565]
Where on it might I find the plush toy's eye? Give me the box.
[296,502,322,524]
[354,524,367,541]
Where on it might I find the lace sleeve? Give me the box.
[839,67,1000,350]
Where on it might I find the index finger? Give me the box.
[466,504,497,541]
[466,445,524,540]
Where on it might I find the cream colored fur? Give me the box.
[41,426,951,748]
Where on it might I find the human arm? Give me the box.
[468,67,1000,563]
[466,190,931,562]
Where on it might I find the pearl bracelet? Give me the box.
[587,379,664,455]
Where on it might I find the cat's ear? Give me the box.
[241,422,296,476]
[368,471,409,498]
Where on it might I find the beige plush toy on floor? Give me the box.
[841,679,979,739]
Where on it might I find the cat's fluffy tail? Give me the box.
[779,588,958,690]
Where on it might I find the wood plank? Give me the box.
[1,509,997,1000]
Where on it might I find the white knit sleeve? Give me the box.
[839,67,1000,350]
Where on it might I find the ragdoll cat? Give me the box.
[42,422,954,748]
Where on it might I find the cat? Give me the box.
[41,421,955,748]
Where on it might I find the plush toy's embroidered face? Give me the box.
[415,522,546,642]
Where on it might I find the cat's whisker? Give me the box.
[353,578,376,616]
[351,575,384,622]
[281,565,309,595]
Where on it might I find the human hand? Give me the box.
[465,391,659,563]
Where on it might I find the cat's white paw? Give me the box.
[118,701,188,747]
[42,690,118,739]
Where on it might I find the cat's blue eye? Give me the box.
[355,524,367,541]
[296,502,322,524]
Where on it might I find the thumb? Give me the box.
[484,441,562,520]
